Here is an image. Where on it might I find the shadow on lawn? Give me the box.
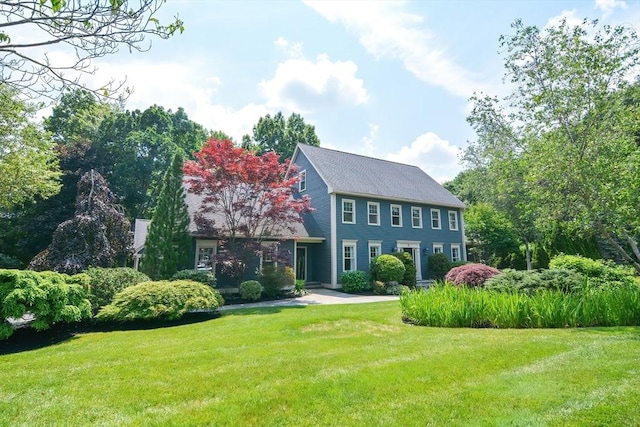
[1,312,220,355]
[221,305,307,316]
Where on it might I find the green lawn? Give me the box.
[2,302,640,426]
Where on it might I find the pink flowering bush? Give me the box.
[445,263,500,288]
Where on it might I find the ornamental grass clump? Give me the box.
[445,263,500,287]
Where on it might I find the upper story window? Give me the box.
[451,244,461,262]
[448,211,459,231]
[431,209,441,229]
[391,204,402,227]
[367,202,380,226]
[342,199,355,224]
[298,170,307,192]
[411,206,422,228]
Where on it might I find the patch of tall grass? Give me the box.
[400,283,640,328]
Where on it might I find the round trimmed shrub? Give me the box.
[170,269,216,287]
[445,263,500,287]
[371,254,405,283]
[340,270,369,293]
[240,280,262,301]
[428,253,451,280]
[96,280,222,322]
[390,252,417,288]
[386,283,409,295]
[85,267,151,313]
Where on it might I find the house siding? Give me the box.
[335,194,464,279]
[293,150,332,284]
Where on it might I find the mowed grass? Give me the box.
[1,302,640,426]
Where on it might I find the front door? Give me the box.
[296,247,307,281]
[397,241,423,280]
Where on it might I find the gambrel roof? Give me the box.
[292,144,465,208]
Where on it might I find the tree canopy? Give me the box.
[184,138,312,281]
[0,84,61,209]
[465,18,640,272]
[0,0,183,100]
[242,112,320,162]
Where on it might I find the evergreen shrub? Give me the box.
[445,263,500,287]
[550,254,637,288]
[96,280,222,321]
[0,269,92,339]
[85,267,151,313]
[239,280,262,301]
[371,254,405,283]
[170,269,216,287]
[390,252,417,288]
[427,253,451,279]
[339,270,369,293]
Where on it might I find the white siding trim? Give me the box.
[330,193,337,286]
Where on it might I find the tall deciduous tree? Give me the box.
[0,84,61,209]
[29,170,132,274]
[140,150,191,280]
[0,0,183,100]
[183,138,312,281]
[243,112,320,162]
[466,18,640,273]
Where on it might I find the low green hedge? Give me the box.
[96,280,223,322]
[340,270,370,293]
[85,267,151,313]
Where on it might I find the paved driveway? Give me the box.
[218,288,399,311]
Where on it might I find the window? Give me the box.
[260,242,278,269]
[448,211,459,231]
[342,199,355,224]
[411,206,422,228]
[367,202,380,225]
[368,241,382,264]
[431,209,441,229]
[343,240,357,272]
[195,240,217,270]
[299,169,307,192]
[451,244,461,262]
[391,204,402,227]
[433,244,444,254]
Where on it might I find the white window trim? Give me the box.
[448,210,459,231]
[342,240,358,272]
[367,201,380,226]
[298,169,307,192]
[391,204,403,227]
[368,240,382,264]
[259,242,279,270]
[342,199,356,224]
[451,244,461,262]
[431,208,441,230]
[432,243,444,254]
[411,206,422,229]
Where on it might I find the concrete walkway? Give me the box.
[218,288,399,311]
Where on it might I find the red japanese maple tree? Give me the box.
[183,138,312,281]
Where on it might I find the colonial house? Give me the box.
[135,144,466,288]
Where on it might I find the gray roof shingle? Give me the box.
[296,144,465,208]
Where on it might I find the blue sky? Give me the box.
[76,0,640,182]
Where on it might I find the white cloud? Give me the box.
[595,0,627,17]
[544,9,583,30]
[361,123,379,155]
[304,1,485,98]
[260,53,368,112]
[275,37,304,59]
[386,132,462,183]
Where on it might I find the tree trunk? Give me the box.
[524,238,532,271]
[596,222,640,274]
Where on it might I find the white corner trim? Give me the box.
[330,193,337,286]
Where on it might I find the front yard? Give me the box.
[2,302,640,426]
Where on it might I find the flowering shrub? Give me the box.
[445,263,500,287]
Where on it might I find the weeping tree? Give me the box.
[140,150,192,280]
[30,170,132,273]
